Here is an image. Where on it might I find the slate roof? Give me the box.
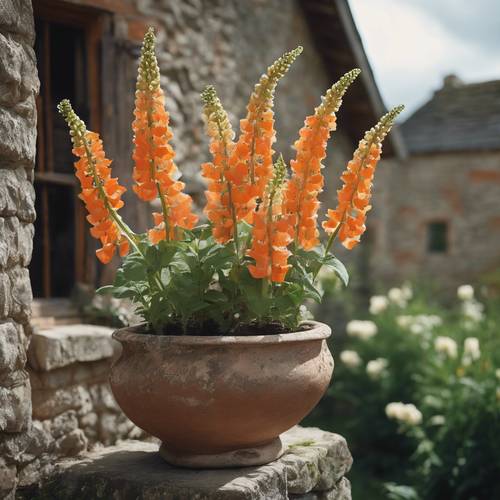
[401,79,500,154]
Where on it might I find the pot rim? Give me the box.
[112,320,331,346]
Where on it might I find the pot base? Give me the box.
[159,437,284,469]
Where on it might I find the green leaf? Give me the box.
[323,255,349,286]
[96,285,114,295]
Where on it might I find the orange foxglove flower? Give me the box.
[58,100,130,264]
[247,156,292,283]
[132,28,197,243]
[322,105,404,249]
[200,85,240,245]
[233,47,302,206]
[283,69,360,250]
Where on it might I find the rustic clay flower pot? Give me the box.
[109,321,333,468]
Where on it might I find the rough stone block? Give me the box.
[44,410,79,440]
[18,426,352,499]
[0,320,25,375]
[0,168,35,221]
[32,385,92,420]
[0,106,37,163]
[8,266,32,322]
[0,32,38,106]
[0,458,17,496]
[55,429,88,457]
[28,324,116,371]
[89,383,120,412]
[0,373,31,432]
[281,427,353,493]
[0,0,36,44]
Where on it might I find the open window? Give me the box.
[31,2,103,298]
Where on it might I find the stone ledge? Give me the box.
[18,426,352,500]
[28,324,118,372]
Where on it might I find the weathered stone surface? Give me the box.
[55,429,88,457]
[28,324,117,371]
[0,168,35,222]
[0,374,31,431]
[29,358,111,390]
[0,32,38,105]
[0,320,24,375]
[0,457,17,497]
[44,410,79,440]
[0,0,36,44]
[0,105,37,163]
[32,385,92,420]
[0,268,32,321]
[18,427,352,500]
[281,427,353,493]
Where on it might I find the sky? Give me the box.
[348,0,500,119]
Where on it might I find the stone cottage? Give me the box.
[1,0,402,496]
[369,75,500,290]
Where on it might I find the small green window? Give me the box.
[427,222,448,253]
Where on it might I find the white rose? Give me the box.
[463,337,480,365]
[388,287,407,308]
[346,320,378,340]
[386,402,422,425]
[401,404,423,425]
[339,350,362,368]
[457,284,474,301]
[369,295,389,315]
[366,358,388,379]
[429,415,445,426]
[434,336,458,358]
[462,300,484,323]
[385,402,405,419]
[401,284,413,301]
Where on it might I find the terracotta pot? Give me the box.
[110,321,333,468]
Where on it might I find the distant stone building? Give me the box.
[369,75,500,290]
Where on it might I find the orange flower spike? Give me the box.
[247,155,291,283]
[234,47,302,202]
[132,28,198,243]
[200,85,240,246]
[323,105,405,250]
[57,99,134,264]
[284,69,361,250]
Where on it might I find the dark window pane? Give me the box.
[427,222,448,253]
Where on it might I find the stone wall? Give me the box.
[14,324,148,489]
[369,152,500,290]
[0,1,38,497]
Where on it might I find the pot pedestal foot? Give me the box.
[159,437,284,469]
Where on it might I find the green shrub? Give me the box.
[308,283,500,499]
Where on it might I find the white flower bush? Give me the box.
[339,350,362,368]
[317,282,500,499]
[366,357,388,379]
[346,319,378,340]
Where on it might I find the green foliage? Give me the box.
[99,223,348,334]
[307,284,500,499]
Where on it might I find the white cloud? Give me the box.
[349,0,500,118]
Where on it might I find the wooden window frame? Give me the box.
[33,0,106,297]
